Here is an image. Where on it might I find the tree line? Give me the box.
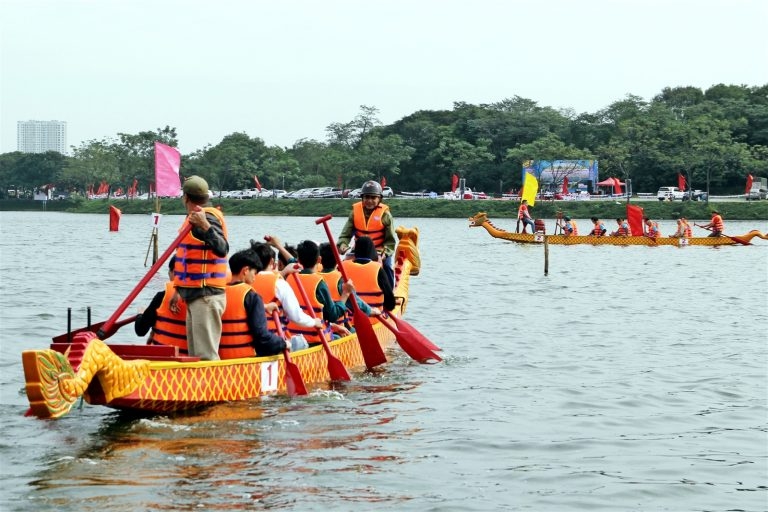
[1,84,766,199]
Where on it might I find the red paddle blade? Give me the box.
[390,315,441,351]
[353,308,387,369]
[393,330,442,364]
[326,351,352,381]
[284,355,308,396]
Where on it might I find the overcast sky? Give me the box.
[1,0,766,155]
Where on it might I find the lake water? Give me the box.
[0,211,766,511]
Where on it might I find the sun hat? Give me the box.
[182,176,209,198]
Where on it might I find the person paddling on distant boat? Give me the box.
[172,175,229,361]
[700,210,725,237]
[610,218,631,237]
[589,217,607,237]
[643,216,661,239]
[670,216,692,238]
[557,215,578,236]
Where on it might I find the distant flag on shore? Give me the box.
[109,205,122,232]
[678,172,686,192]
[521,172,538,206]
[627,204,645,235]
[745,174,754,195]
[254,175,262,191]
[613,177,622,195]
[381,176,387,188]
[562,176,569,195]
[451,174,459,193]
[154,142,181,197]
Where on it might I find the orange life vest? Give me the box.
[320,268,351,325]
[682,220,692,238]
[518,204,530,220]
[251,271,287,335]
[219,283,256,359]
[570,220,579,235]
[148,281,188,353]
[617,221,631,236]
[173,207,229,289]
[341,259,384,309]
[286,273,331,345]
[711,214,724,232]
[352,202,389,251]
[646,221,660,238]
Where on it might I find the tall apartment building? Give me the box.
[17,120,67,154]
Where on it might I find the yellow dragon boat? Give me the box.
[469,212,768,247]
[22,226,424,420]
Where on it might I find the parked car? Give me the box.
[657,186,685,201]
[682,189,707,201]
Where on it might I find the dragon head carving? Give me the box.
[468,212,489,227]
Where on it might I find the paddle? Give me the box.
[290,272,351,381]
[315,215,387,370]
[52,314,138,344]
[96,223,194,338]
[386,314,441,351]
[376,314,441,363]
[272,310,308,396]
[694,223,750,245]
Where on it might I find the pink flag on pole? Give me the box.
[155,142,181,197]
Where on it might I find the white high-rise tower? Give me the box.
[17,120,68,154]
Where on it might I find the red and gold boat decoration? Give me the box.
[468,212,768,247]
[23,226,424,419]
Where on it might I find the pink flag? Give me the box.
[155,142,181,197]
[254,175,262,191]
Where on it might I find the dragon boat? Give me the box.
[469,212,768,247]
[22,226,425,420]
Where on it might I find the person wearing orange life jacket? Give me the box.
[249,240,322,350]
[337,180,397,287]
[172,176,229,361]
[319,242,375,328]
[643,216,661,239]
[218,248,289,359]
[135,256,188,354]
[700,210,725,237]
[670,216,693,238]
[557,215,578,235]
[517,199,536,233]
[287,240,355,345]
[590,217,607,237]
[340,236,395,313]
[610,218,631,237]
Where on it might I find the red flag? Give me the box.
[154,142,181,197]
[451,174,459,193]
[678,173,686,191]
[627,204,644,236]
[613,177,622,195]
[745,174,754,194]
[381,176,387,188]
[562,176,569,195]
[254,175,262,191]
[109,205,121,232]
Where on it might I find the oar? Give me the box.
[694,223,750,245]
[290,272,351,381]
[96,222,193,338]
[272,310,308,396]
[376,314,441,363]
[315,215,387,369]
[52,314,138,344]
[386,314,442,351]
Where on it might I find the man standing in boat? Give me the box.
[517,199,535,234]
[337,180,397,287]
[172,176,229,361]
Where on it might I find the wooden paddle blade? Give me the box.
[393,330,442,364]
[727,235,751,246]
[353,308,388,369]
[284,354,308,396]
[389,315,441,351]
[326,350,352,381]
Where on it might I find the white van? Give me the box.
[657,186,684,201]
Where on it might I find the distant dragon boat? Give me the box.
[468,212,768,247]
[23,226,427,420]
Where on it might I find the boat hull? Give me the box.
[468,212,767,246]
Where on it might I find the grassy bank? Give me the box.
[2,197,767,221]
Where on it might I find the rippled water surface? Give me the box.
[1,211,766,511]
